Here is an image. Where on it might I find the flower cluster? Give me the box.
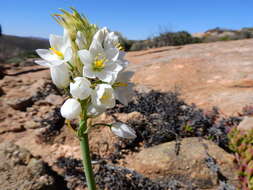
[35,8,136,139]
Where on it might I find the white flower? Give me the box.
[93,27,128,69]
[60,98,81,120]
[36,32,72,65]
[91,84,115,109]
[111,122,136,139]
[116,52,129,70]
[34,61,70,89]
[93,27,119,49]
[50,63,70,88]
[70,77,92,100]
[35,32,72,88]
[113,71,135,105]
[78,36,123,83]
[76,31,86,49]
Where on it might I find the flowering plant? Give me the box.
[35,8,136,190]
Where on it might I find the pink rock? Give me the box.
[237,117,253,132]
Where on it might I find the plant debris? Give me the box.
[56,157,188,190]
[108,91,241,154]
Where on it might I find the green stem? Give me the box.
[79,121,96,190]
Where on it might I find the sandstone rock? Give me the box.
[0,87,4,96]
[0,65,5,79]
[44,94,64,106]
[92,111,144,124]
[126,137,238,189]
[237,116,253,132]
[4,79,59,111]
[0,142,67,190]
[25,120,41,129]
[134,84,152,94]
[116,111,144,122]
[126,39,253,115]
[7,97,33,111]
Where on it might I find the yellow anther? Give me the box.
[101,92,110,101]
[114,82,128,87]
[117,82,128,87]
[50,47,64,59]
[92,57,106,71]
[116,43,124,51]
[94,60,105,69]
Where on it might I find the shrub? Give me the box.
[128,31,202,51]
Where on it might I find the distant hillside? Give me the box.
[1,26,253,60]
[121,27,253,51]
[0,34,49,60]
[192,27,253,42]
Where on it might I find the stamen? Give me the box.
[116,43,124,51]
[114,82,128,87]
[101,92,109,101]
[94,60,105,68]
[50,47,64,59]
[92,57,107,72]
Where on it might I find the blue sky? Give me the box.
[0,0,252,40]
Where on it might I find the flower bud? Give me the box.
[111,122,136,139]
[76,31,87,49]
[50,63,70,89]
[70,77,92,100]
[60,98,81,119]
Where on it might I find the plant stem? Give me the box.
[80,121,96,190]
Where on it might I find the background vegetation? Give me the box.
[119,27,253,51]
[1,26,253,61]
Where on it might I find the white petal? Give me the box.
[60,98,81,120]
[96,70,114,83]
[76,31,87,49]
[118,59,129,69]
[70,77,92,100]
[49,34,64,50]
[91,84,115,109]
[114,71,135,105]
[99,63,123,83]
[34,60,52,67]
[78,50,92,65]
[89,39,103,56]
[115,82,135,105]
[50,59,66,65]
[104,32,119,49]
[117,71,134,82]
[63,47,72,62]
[105,47,119,61]
[118,51,126,60]
[83,65,96,79]
[93,27,108,43]
[50,63,70,88]
[111,123,136,139]
[87,104,106,117]
[36,49,57,62]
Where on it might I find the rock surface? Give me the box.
[0,142,67,190]
[237,116,253,131]
[125,137,238,189]
[126,39,253,114]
